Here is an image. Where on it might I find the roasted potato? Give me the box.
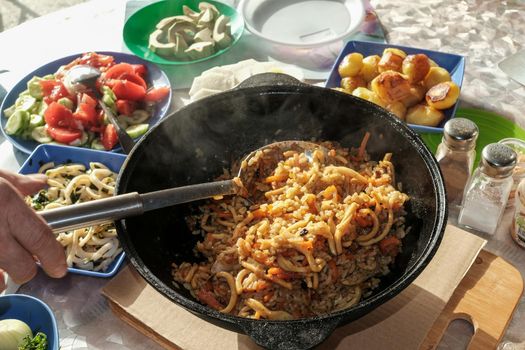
[399,84,427,108]
[378,48,407,73]
[402,54,431,83]
[352,87,387,108]
[371,71,411,103]
[406,104,445,126]
[423,67,451,90]
[360,55,381,82]
[425,81,460,110]
[340,75,366,92]
[338,53,364,78]
[386,101,407,120]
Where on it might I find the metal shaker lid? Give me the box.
[443,118,479,151]
[480,143,517,178]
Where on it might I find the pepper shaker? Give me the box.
[458,143,517,235]
[435,118,478,212]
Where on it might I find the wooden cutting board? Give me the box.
[421,249,523,349]
[107,249,522,350]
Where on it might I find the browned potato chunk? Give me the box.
[371,71,411,103]
[378,48,407,73]
[352,87,387,108]
[426,81,460,110]
[340,75,366,92]
[338,53,364,78]
[423,67,451,90]
[402,54,430,83]
[399,84,427,107]
[360,55,381,82]
[386,101,407,120]
[406,104,445,126]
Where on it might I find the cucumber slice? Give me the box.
[31,126,52,143]
[15,95,37,113]
[57,97,74,110]
[117,115,129,129]
[68,131,89,146]
[4,110,29,135]
[3,104,16,118]
[37,101,48,116]
[127,109,150,125]
[102,86,117,101]
[126,123,149,138]
[27,76,44,99]
[29,114,45,129]
[91,138,106,150]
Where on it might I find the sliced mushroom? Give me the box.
[148,29,176,56]
[168,21,196,44]
[198,8,215,29]
[185,41,215,60]
[182,5,202,21]
[198,2,220,18]
[213,15,232,49]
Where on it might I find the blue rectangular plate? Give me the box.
[19,144,127,278]
[325,40,466,133]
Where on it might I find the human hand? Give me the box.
[0,170,67,291]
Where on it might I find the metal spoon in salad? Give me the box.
[63,65,135,154]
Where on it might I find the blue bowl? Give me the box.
[325,40,466,133]
[1,51,172,154]
[0,294,59,350]
[19,144,127,278]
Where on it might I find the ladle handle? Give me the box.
[40,192,144,233]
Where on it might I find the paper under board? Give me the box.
[102,225,486,350]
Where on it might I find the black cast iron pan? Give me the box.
[114,74,447,349]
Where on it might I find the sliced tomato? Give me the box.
[65,52,115,70]
[144,86,170,103]
[120,72,147,90]
[116,100,136,116]
[104,63,135,80]
[47,126,83,144]
[44,102,79,129]
[43,82,72,104]
[79,93,97,108]
[132,64,147,78]
[101,124,118,150]
[40,80,59,97]
[111,80,146,101]
[73,102,98,128]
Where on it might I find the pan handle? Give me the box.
[239,317,341,350]
[236,72,304,89]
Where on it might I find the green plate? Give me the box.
[421,108,525,166]
[123,0,244,65]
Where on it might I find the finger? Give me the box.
[1,179,67,279]
[0,270,5,292]
[0,228,37,284]
[0,170,47,196]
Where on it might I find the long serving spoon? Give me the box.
[39,141,323,233]
[63,65,136,154]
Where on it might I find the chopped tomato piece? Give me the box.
[104,63,135,80]
[110,80,146,101]
[379,236,401,256]
[43,82,72,104]
[46,126,83,144]
[73,102,98,128]
[44,102,79,129]
[132,64,147,78]
[40,80,58,97]
[65,52,115,70]
[79,93,97,107]
[116,100,136,116]
[143,86,170,103]
[120,72,147,90]
[101,124,118,150]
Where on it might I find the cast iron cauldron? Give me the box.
[115,74,447,349]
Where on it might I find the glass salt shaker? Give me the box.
[458,143,517,235]
[435,118,479,212]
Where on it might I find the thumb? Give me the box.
[0,170,47,196]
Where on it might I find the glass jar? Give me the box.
[435,118,478,212]
[458,143,517,235]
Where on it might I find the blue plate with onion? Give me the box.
[0,294,59,350]
[0,51,171,154]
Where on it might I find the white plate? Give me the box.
[239,0,365,47]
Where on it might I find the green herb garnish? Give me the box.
[18,331,47,350]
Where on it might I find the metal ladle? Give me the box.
[39,140,323,233]
[63,65,136,154]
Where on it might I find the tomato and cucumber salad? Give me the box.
[3,52,170,150]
